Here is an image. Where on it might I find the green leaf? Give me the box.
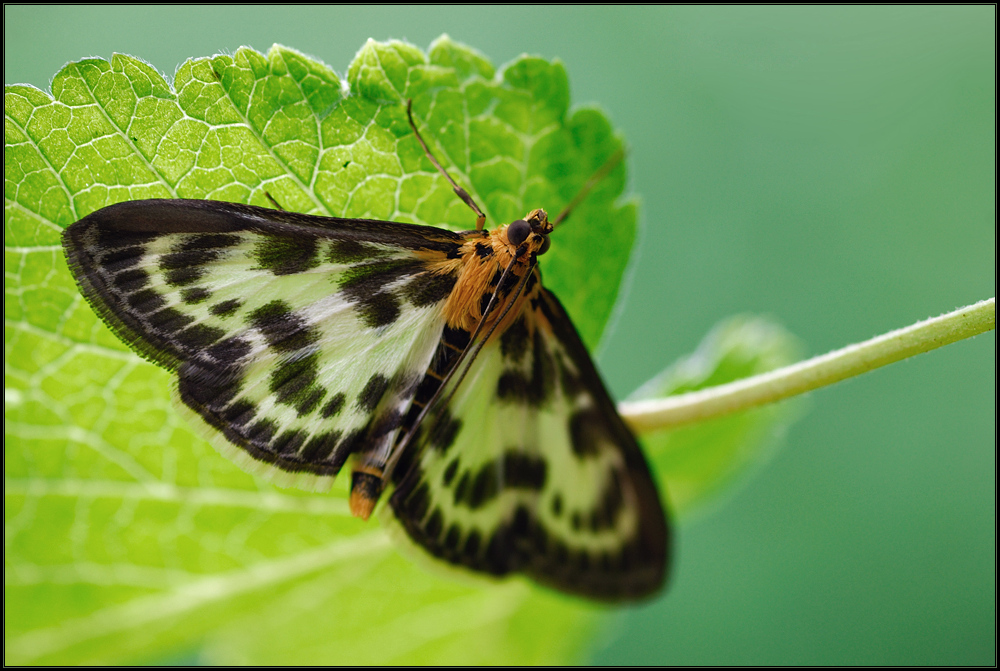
[4,37,634,665]
[5,35,807,665]
[629,316,804,516]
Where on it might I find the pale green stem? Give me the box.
[619,298,995,434]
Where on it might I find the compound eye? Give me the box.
[538,235,551,255]
[507,219,531,246]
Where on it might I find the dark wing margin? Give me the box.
[536,288,671,600]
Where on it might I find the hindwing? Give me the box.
[63,199,463,491]
[390,277,669,601]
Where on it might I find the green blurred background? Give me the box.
[5,6,994,665]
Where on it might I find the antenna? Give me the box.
[406,99,487,230]
[552,148,625,228]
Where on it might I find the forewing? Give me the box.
[390,283,669,601]
[63,199,463,491]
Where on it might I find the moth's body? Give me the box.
[442,210,550,335]
[349,210,553,517]
[63,192,669,600]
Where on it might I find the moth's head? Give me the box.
[505,208,552,256]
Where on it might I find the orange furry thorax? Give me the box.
[442,225,535,335]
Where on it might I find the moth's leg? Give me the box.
[264,191,285,211]
[406,99,487,231]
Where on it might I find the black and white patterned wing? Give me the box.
[63,199,464,491]
[390,283,670,601]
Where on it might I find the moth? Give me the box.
[61,102,670,601]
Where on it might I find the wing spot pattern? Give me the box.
[252,233,320,275]
[442,458,459,486]
[182,233,242,251]
[63,204,670,601]
[181,287,211,304]
[163,265,205,287]
[555,352,584,398]
[272,429,308,456]
[159,244,223,287]
[567,408,604,457]
[247,418,278,445]
[321,392,346,418]
[299,430,342,461]
[96,228,156,251]
[340,258,423,329]
[448,451,547,510]
[113,267,149,293]
[356,374,389,411]
[205,335,252,363]
[499,315,529,362]
[496,331,555,405]
[248,300,319,352]
[220,399,256,427]
[468,461,499,508]
[178,360,241,413]
[453,471,470,505]
[463,530,481,558]
[101,245,144,273]
[484,529,506,572]
[210,298,242,317]
[402,271,457,307]
[424,507,444,540]
[443,524,461,553]
[176,323,226,351]
[248,300,329,417]
[127,288,165,314]
[355,292,401,329]
[427,409,461,452]
[553,540,569,565]
[328,239,389,263]
[64,206,467,491]
[551,493,563,517]
[502,451,547,490]
[177,338,250,419]
[268,352,326,416]
[405,482,432,521]
[147,306,194,334]
[394,457,651,596]
[589,467,625,532]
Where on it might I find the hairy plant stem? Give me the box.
[620,298,995,434]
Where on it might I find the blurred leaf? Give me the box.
[630,316,804,516]
[4,37,634,665]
